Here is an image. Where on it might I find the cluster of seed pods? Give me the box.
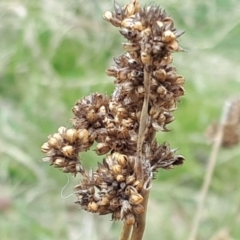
[41,0,185,223]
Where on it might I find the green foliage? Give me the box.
[0,0,240,239]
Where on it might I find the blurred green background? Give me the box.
[0,0,240,239]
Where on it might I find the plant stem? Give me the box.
[119,221,133,240]
[135,63,152,183]
[188,100,232,240]
[130,189,150,240]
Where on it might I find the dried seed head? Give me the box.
[61,145,74,157]
[125,213,135,225]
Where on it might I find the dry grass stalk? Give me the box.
[189,98,240,240]
[40,0,185,239]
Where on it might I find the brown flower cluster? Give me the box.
[41,0,185,223]
[206,98,240,147]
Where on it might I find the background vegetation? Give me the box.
[0,0,240,239]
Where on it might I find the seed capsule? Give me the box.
[103,11,113,21]
[103,11,121,27]
[112,164,123,175]
[132,180,143,191]
[153,68,166,82]
[110,198,120,209]
[41,142,50,153]
[52,132,62,141]
[121,18,135,28]
[98,197,110,206]
[169,76,185,85]
[48,137,60,148]
[116,174,125,182]
[132,204,144,215]
[161,54,173,65]
[123,42,140,52]
[120,28,137,40]
[98,206,110,215]
[162,30,176,43]
[129,192,143,205]
[125,213,135,225]
[64,128,78,143]
[124,1,136,17]
[96,143,111,155]
[88,201,98,213]
[166,40,179,52]
[78,129,89,144]
[112,210,121,220]
[54,158,67,168]
[58,126,66,135]
[61,145,74,157]
[133,21,144,31]
[114,152,128,168]
[98,105,107,115]
[86,109,98,123]
[141,51,151,64]
[106,66,118,77]
[126,175,135,185]
[163,17,174,29]
[157,85,167,95]
[165,114,175,124]
[156,20,164,29]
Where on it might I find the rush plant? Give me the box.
[41,0,185,239]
